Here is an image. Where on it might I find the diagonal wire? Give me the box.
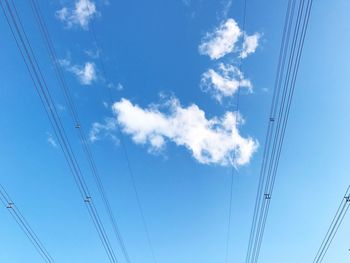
[28,1,132,262]
[1,1,118,262]
[0,184,55,263]
[245,0,314,262]
[85,4,159,262]
[313,185,350,263]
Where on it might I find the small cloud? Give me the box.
[57,104,66,111]
[85,48,101,59]
[47,133,58,148]
[112,97,258,167]
[199,18,242,60]
[240,33,260,59]
[117,83,123,91]
[199,18,261,60]
[102,101,108,108]
[59,58,97,85]
[56,0,97,30]
[108,82,123,91]
[89,118,119,145]
[201,63,252,102]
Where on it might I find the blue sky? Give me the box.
[0,0,350,262]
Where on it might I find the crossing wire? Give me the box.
[0,184,55,263]
[28,1,132,262]
[313,186,350,263]
[1,1,118,262]
[245,0,314,262]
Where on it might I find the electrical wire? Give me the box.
[0,184,55,263]
[245,0,313,262]
[28,1,132,262]
[85,4,159,262]
[1,1,118,262]
[313,186,350,263]
[224,0,247,262]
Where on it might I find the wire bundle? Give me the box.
[28,1,133,262]
[245,0,313,262]
[313,186,350,263]
[0,1,118,262]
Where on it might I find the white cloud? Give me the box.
[56,0,97,30]
[199,18,261,60]
[85,48,101,59]
[199,18,242,60]
[89,118,119,145]
[59,59,97,85]
[47,133,58,148]
[73,62,96,85]
[112,98,258,166]
[240,33,260,58]
[201,63,252,102]
[108,82,124,91]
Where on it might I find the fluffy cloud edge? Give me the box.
[56,0,97,30]
[199,18,242,60]
[59,59,97,85]
[240,33,261,59]
[109,97,258,167]
[199,18,261,60]
[200,63,252,102]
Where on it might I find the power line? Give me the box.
[313,186,350,263]
[86,4,158,263]
[28,1,132,263]
[0,184,55,263]
[1,1,118,262]
[224,0,248,262]
[245,0,313,262]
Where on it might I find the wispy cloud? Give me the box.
[108,82,124,91]
[47,132,58,148]
[221,0,232,19]
[182,0,191,7]
[112,97,258,166]
[56,0,97,30]
[59,59,97,85]
[240,33,260,59]
[199,18,242,60]
[85,48,101,59]
[201,63,252,102]
[89,118,119,145]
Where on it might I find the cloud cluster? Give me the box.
[87,17,261,167]
[111,98,258,166]
[199,18,260,100]
[59,59,97,85]
[56,0,97,30]
[201,63,252,102]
